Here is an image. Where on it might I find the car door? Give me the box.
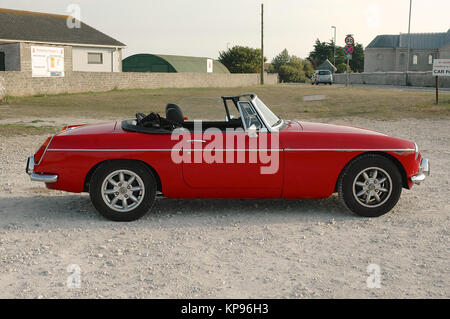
[181,100,283,197]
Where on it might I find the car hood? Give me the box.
[299,121,386,136]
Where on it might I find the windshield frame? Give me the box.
[251,96,283,132]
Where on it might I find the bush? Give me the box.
[271,49,314,83]
[336,63,353,74]
[279,65,306,83]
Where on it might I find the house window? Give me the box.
[88,52,103,64]
[413,55,418,65]
[428,54,433,65]
[399,53,405,65]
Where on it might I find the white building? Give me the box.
[0,8,125,76]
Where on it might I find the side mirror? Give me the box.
[248,124,258,139]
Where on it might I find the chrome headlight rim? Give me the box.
[414,142,419,160]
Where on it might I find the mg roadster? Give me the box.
[26,94,429,221]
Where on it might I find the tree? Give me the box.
[270,49,290,73]
[279,65,305,83]
[337,63,349,74]
[270,49,313,83]
[307,40,332,69]
[349,43,364,73]
[218,46,266,73]
[308,39,363,73]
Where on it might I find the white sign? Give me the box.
[31,46,65,77]
[433,59,450,77]
[207,59,213,73]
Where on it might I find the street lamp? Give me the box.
[331,26,337,68]
[406,0,412,86]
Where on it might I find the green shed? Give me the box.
[122,54,230,73]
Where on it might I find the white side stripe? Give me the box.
[47,148,415,152]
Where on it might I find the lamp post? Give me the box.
[406,0,412,86]
[261,3,264,85]
[331,26,337,68]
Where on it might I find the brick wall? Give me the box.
[0,71,279,97]
[334,72,450,88]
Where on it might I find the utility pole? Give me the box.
[331,26,337,68]
[406,0,412,86]
[260,3,264,85]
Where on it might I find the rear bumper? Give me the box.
[411,158,430,185]
[26,156,58,183]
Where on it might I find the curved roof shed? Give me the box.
[122,54,230,73]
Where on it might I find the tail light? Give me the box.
[34,136,52,164]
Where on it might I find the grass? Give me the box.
[0,84,449,126]
[0,124,60,137]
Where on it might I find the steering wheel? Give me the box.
[141,112,162,128]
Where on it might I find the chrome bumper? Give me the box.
[411,158,430,185]
[26,156,58,183]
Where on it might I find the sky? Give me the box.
[1,0,449,60]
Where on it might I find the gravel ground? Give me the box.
[0,117,448,299]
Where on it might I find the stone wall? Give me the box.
[334,71,450,88]
[0,71,279,97]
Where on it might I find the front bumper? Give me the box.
[26,156,58,183]
[411,158,430,185]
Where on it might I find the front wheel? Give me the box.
[338,154,403,217]
[89,160,156,221]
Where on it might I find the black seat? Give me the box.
[166,103,184,125]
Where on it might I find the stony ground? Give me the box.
[0,117,448,299]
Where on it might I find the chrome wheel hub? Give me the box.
[101,170,145,213]
[352,167,392,208]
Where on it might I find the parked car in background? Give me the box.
[311,70,333,85]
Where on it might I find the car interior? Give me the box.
[122,95,261,134]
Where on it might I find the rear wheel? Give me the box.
[338,154,402,217]
[89,160,156,221]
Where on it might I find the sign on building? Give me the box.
[207,59,213,73]
[31,46,65,77]
[433,59,450,77]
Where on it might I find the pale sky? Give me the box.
[2,0,450,60]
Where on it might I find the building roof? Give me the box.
[317,59,337,72]
[0,8,125,47]
[155,54,230,73]
[367,30,450,50]
[123,54,230,73]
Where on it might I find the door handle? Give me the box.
[187,140,206,143]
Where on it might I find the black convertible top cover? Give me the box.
[121,120,173,134]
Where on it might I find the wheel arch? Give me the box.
[83,159,162,193]
[334,151,409,192]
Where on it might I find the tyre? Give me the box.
[338,154,402,217]
[89,160,156,221]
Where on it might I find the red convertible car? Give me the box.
[26,94,429,221]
